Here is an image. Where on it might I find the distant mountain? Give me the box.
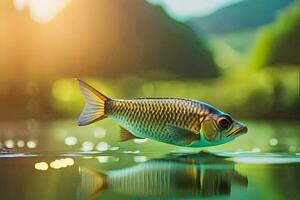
[189,0,294,35]
[0,0,218,79]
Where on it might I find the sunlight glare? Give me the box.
[94,127,106,138]
[95,142,110,151]
[5,140,15,148]
[27,140,37,149]
[50,158,74,169]
[134,155,148,163]
[17,140,25,148]
[81,141,94,151]
[65,136,78,146]
[13,0,71,23]
[35,162,49,171]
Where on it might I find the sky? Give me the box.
[13,0,243,23]
[148,0,242,21]
[13,0,71,23]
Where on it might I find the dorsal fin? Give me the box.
[120,127,144,142]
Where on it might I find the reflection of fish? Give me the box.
[77,80,247,147]
[79,152,247,199]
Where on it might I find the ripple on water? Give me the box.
[1,150,300,166]
[227,152,300,164]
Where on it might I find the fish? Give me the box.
[77,79,248,147]
[79,152,248,199]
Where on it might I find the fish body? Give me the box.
[108,98,208,146]
[77,79,247,147]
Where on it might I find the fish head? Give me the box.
[200,112,247,145]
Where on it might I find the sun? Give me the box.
[13,0,71,23]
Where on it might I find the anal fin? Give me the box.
[120,127,144,142]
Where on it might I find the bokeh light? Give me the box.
[13,0,71,23]
[27,140,37,149]
[17,140,25,148]
[34,162,49,171]
[269,138,278,146]
[81,141,94,151]
[65,136,78,146]
[134,155,148,163]
[4,140,15,148]
[94,127,106,138]
[50,158,74,169]
[95,142,110,152]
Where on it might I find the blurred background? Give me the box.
[0,0,299,153]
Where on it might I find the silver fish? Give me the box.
[77,79,248,147]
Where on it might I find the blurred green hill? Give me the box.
[250,1,300,68]
[189,0,296,70]
[189,0,294,35]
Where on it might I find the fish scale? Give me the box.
[107,98,203,143]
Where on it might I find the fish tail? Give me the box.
[77,79,111,126]
[79,167,107,197]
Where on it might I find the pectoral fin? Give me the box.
[165,124,199,146]
[120,127,144,142]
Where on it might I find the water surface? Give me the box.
[0,120,299,200]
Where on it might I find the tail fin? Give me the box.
[77,79,111,126]
[79,167,107,198]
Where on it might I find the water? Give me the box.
[0,120,299,200]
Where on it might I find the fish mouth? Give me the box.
[226,126,248,138]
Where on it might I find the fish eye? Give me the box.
[217,116,231,130]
